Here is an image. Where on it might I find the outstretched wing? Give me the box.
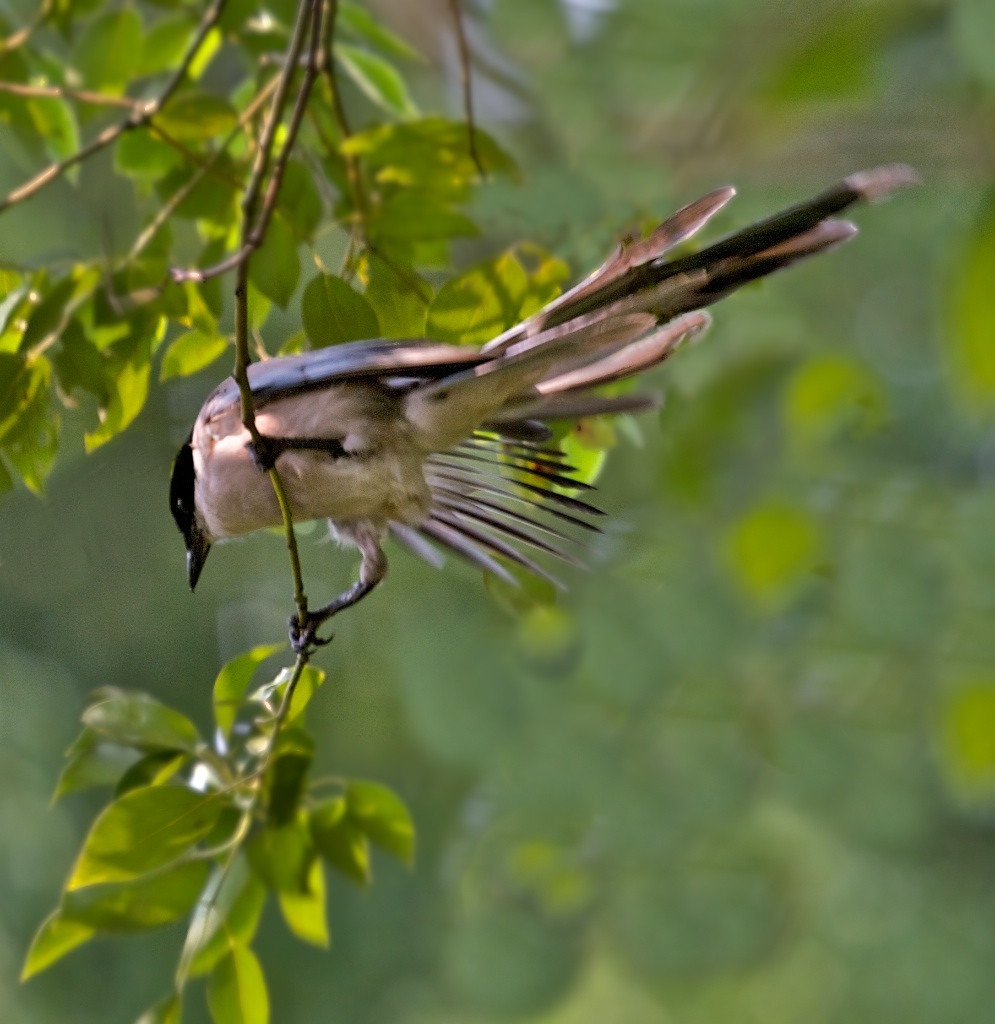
[200,338,487,421]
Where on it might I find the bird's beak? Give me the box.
[186,528,211,591]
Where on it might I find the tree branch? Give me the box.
[448,0,485,177]
[0,0,228,215]
[0,0,53,56]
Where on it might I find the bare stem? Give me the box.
[0,0,53,56]
[448,0,485,177]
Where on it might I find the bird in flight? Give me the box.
[170,165,916,650]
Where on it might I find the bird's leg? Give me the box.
[289,529,388,653]
[249,434,350,472]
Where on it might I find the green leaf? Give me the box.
[782,353,887,447]
[249,212,299,308]
[277,161,323,241]
[186,867,267,978]
[335,43,418,118]
[28,97,80,165]
[342,117,518,195]
[54,322,112,400]
[938,678,995,807]
[74,9,144,94]
[0,352,47,441]
[310,797,371,885]
[723,500,823,610]
[115,751,188,797]
[54,730,145,802]
[135,993,182,1024]
[84,331,155,452]
[364,252,430,338]
[140,13,197,76]
[21,911,95,981]
[266,729,314,826]
[82,688,201,751]
[61,859,210,932]
[278,857,329,949]
[116,131,183,178]
[213,644,284,741]
[347,780,415,867]
[68,785,223,889]
[426,252,528,345]
[286,664,326,723]
[156,155,239,224]
[247,819,313,893]
[949,192,995,415]
[339,1,420,60]
[1,365,59,494]
[160,330,228,381]
[371,192,478,244]
[301,274,379,348]
[207,946,269,1024]
[156,92,238,143]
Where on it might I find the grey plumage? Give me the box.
[170,165,916,648]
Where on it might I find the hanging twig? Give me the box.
[0,0,53,56]
[448,0,485,178]
[0,81,138,109]
[0,0,229,215]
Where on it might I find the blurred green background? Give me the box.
[3,0,995,1021]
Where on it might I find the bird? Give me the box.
[170,165,916,651]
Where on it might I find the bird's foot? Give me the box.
[289,611,333,654]
[248,435,283,473]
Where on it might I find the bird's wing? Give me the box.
[389,431,604,587]
[200,338,487,421]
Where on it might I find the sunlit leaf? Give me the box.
[160,330,228,380]
[335,43,417,118]
[347,780,416,867]
[61,859,210,932]
[278,857,329,949]
[157,92,238,142]
[21,911,95,981]
[213,643,284,741]
[84,332,155,452]
[207,945,269,1024]
[249,212,299,308]
[301,274,379,348]
[286,664,326,723]
[27,97,80,166]
[949,192,995,414]
[782,353,887,447]
[68,785,223,889]
[310,797,370,885]
[82,688,201,751]
[723,500,823,609]
[135,993,182,1024]
[74,9,144,94]
[363,252,431,337]
[426,252,528,344]
[115,751,188,797]
[186,866,266,978]
[140,13,197,76]
[938,679,995,807]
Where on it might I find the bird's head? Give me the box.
[169,435,212,590]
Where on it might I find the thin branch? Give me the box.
[226,0,325,630]
[448,0,485,177]
[172,0,325,286]
[127,76,281,264]
[0,0,228,215]
[0,0,52,56]
[0,81,138,109]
